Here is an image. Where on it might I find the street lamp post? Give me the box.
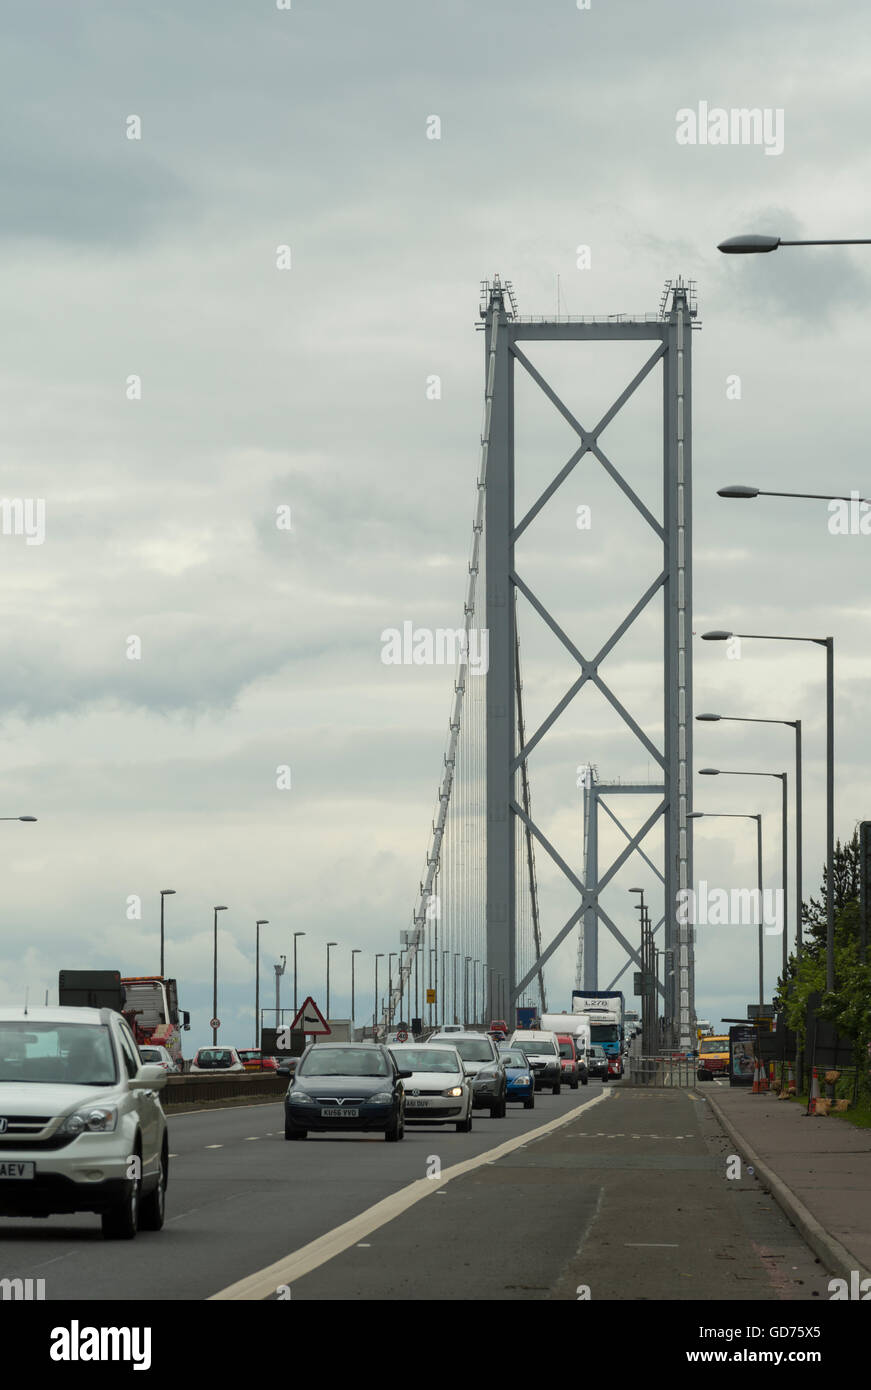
[326,942,337,1021]
[702,631,833,997]
[388,953,396,1026]
[292,931,305,1016]
[159,889,175,978]
[690,812,764,1005]
[212,906,228,1044]
[697,713,802,975]
[374,954,384,1039]
[351,949,361,1033]
[255,919,269,1049]
[699,769,786,1005]
[718,234,871,255]
[453,954,460,1025]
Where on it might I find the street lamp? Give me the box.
[350,948,361,1031]
[254,919,269,1049]
[702,630,834,997]
[212,906,228,1044]
[717,485,871,505]
[0,816,37,820]
[292,931,305,1015]
[697,712,802,973]
[388,953,396,1026]
[159,889,176,978]
[374,954,384,1038]
[718,234,871,254]
[326,942,337,1021]
[691,805,768,1004]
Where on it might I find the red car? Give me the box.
[238,1049,278,1072]
[557,1034,580,1090]
[607,1054,622,1079]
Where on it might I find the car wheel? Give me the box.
[489,1102,500,1118]
[571,1079,579,1090]
[552,1083,561,1095]
[582,1077,588,1086]
[385,1113,402,1142]
[138,1142,168,1232]
[101,1155,141,1240]
[524,1095,535,1109]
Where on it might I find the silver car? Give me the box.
[388,1044,472,1131]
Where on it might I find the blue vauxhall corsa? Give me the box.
[497,1045,536,1109]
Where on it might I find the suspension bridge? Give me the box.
[381,276,700,1052]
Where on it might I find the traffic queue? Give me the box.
[281,1022,609,1142]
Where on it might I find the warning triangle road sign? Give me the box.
[290,996,331,1035]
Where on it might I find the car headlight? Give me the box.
[369,1091,394,1104]
[288,1089,314,1103]
[475,1070,497,1082]
[59,1106,118,1135]
[444,1086,464,1097]
[514,1077,530,1086]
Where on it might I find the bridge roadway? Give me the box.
[0,1082,827,1301]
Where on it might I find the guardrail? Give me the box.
[626,1056,696,1088]
[161,1073,288,1108]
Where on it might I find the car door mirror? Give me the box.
[396,1069,414,1080]
[131,1063,167,1090]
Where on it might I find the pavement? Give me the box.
[701,1081,871,1282]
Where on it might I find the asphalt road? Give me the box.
[0,1082,599,1300]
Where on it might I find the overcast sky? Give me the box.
[2,0,870,1047]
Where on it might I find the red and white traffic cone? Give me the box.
[752,1060,761,1093]
[809,1067,820,1114]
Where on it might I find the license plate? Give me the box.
[0,1162,34,1180]
[405,1099,432,1108]
[320,1107,358,1118]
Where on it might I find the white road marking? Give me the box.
[205,1144,223,1149]
[209,1088,615,1300]
[625,1243,679,1247]
[244,1137,259,1142]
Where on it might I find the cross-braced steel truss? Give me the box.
[484,278,697,1049]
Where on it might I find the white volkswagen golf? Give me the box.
[387,1043,473,1132]
[0,1006,168,1239]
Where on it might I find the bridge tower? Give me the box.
[483,277,697,1051]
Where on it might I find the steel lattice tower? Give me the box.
[483,277,697,1050]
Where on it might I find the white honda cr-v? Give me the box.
[0,1006,168,1238]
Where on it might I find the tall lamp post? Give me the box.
[159,889,176,978]
[293,931,305,1016]
[699,768,786,1005]
[350,948,361,1034]
[702,630,833,997]
[212,905,228,1044]
[254,919,269,1048]
[690,811,763,1003]
[326,942,337,1021]
[697,712,802,975]
[374,954,384,1038]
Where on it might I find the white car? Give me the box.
[190,1046,244,1073]
[137,1044,178,1073]
[0,1006,168,1239]
[388,1043,472,1132]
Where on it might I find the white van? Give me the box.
[509,1029,562,1093]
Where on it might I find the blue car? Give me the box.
[498,1046,536,1109]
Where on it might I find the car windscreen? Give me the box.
[196,1050,235,1067]
[518,1040,556,1055]
[390,1048,459,1073]
[0,1021,118,1086]
[138,1048,161,1061]
[237,1051,259,1061]
[500,1050,528,1067]
[450,1039,494,1063]
[298,1049,390,1077]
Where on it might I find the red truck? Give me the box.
[58,970,190,1067]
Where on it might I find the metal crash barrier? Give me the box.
[626,1056,696,1088]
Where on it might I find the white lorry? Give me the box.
[540,1012,591,1055]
